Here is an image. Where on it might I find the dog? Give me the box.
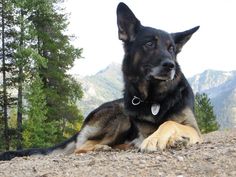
[0,2,201,161]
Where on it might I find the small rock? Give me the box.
[88,160,96,166]
[140,160,146,164]
[32,166,37,173]
[155,156,162,160]
[177,156,184,162]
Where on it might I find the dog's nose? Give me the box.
[161,60,175,71]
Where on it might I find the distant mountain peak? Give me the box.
[188,69,236,128]
[96,62,121,76]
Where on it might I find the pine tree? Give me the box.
[1,0,36,150]
[0,0,18,150]
[25,0,83,143]
[16,0,83,145]
[195,93,220,133]
[23,66,57,148]
[16,8,24,150]
[0,0,83,149]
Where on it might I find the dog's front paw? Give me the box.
[167,136,190,149]
[139,136,158,152]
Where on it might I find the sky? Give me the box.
[65,0,236,77]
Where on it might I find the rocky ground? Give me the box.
[0,129,236,177]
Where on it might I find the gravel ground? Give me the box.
[0,129,236,177]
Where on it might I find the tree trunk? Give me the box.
[1,0,9,150]
[17,67,23,150]
[16,9,24,150]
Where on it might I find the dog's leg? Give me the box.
[75,140,112,154]
[112,143,133,150]
[140,121,201,152]
[74,140,99,153]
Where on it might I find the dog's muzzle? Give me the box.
[147,59,176,81]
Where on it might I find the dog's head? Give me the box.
[117,2,199,82]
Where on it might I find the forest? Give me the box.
[0,0,83,151]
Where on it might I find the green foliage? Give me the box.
[23,72,57,148]
[25,0,84,144]
[195,93,220,134]
[0,0,19,150]
[8,108,17,129]
[0,0,84,150]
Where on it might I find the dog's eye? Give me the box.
[168,45,175,53]
[145,41,155,48]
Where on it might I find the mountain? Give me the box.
[188,70,236,128]
[75,64,236,129]
[74,63,123,116]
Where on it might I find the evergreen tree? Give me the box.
[195,93,220,133]
[1,0,37,150]
[15,7,24,150]
[25,0,83,143]
[0,0,18,150]
[23,66,57,148]
[0,0,83,149]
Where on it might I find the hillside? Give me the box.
[75,63,236,128]
[0,129,236,177]
[188,70,236,128]
[74,63,123,116]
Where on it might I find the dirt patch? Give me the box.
[0,129,236,177]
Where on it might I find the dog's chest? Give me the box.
[130,117,157,146]
[138,114,156,123]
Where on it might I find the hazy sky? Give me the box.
[65,0,236,77]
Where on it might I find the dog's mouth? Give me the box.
[145,66,176,81]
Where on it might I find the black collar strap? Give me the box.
[131,95,160,116]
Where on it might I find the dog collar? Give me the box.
[131,96,143,105]
[131,96,160,116]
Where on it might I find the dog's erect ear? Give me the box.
[172,26,200,54]
[117,2,141,42]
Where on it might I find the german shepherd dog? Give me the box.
[0,2,201,161]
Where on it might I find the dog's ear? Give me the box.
[172,26,200,54]
[117,2,141,42]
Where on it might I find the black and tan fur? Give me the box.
[0,2,201,161]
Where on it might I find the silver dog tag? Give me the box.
[151,104,160,115]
